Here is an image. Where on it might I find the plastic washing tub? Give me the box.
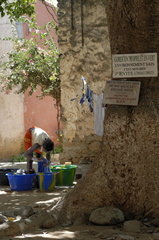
[6,173,36,191]
[51,165,77,186]
[38,172,58,191]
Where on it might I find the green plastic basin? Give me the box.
[51,165,77,186]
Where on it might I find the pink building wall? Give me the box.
[24,87,58,144]
[23,0,59,144]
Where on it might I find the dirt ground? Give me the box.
[0,161,157,240]
[0,184,157,240]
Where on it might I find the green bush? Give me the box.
[54,144,63,154]
[12,153,27,162]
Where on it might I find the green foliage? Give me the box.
[54,129,63,153]
[0,19,60,103]
[12,153,27,162]
[0,0,36,22]
[54,144,63,154]
[0,17,62,139]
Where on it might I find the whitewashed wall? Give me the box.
[0,16,24,161]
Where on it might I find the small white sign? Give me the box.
[103,80,141,106]
[112,53,158,78]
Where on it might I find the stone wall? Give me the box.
[58,0,111,164]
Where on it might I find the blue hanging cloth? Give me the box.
[80,77,93,112]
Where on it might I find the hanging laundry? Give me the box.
[86,85,93,112]
[80,76,94,112]
[81,76,87,95]
[69,76,87,102]
[93,93,106,136]
[79,93,85,104]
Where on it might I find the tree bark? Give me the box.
[56,0,159,224]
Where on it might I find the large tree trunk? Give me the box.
[56,0,159,224]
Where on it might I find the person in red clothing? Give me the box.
[24,126,54,173]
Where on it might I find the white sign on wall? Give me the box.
[112,53,158,78]
[103,80,141,106]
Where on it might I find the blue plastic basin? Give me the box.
[6,173,36,191]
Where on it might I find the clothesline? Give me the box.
[70,76,106,136]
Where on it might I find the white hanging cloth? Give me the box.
[93,93,105,136]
